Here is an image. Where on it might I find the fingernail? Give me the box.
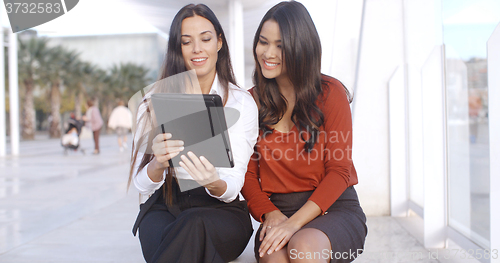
[268,250,272,255]
[180,146,184,151]
[259,253,263,257]
[165,133,172,138]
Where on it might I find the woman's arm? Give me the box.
[258,78,355,255]
[258,200,322,257]
[307,77,354,213]
[132,104,183,195]
[203,89,259,202]
[241,153,280,222]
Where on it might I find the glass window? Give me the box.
[443,0,500,248]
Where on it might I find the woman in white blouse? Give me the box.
[128,4,258,263]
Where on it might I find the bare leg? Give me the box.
[93,130,100,154]
[259,246,290,263]
[288,228,331,263]
[122,135,128,149]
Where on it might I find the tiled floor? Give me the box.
[0,134,480,262]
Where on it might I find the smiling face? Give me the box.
[181,15,222,82]
[255,19,287,81]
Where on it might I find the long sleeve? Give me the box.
[307,78,354,213]
[131,83,258,202]
[131,102,165,197]
[133,153,166,196]
[241,152,279,222]
[205,88,259,202]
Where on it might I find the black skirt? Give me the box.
[133,180,253,263]
[254,186,367,263]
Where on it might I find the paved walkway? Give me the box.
[0,134,479,262]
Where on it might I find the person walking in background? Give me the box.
[108,100,133,152]
[84,98,103,155]
[62,112,86,154]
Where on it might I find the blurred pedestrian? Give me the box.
[83,98,103,155]
[108,100,133,152]
[61,112,86,154]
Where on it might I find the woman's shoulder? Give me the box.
[321,75,345,93]
[320,74,351,104]
[228,82,251,94]
[227,83,256,104]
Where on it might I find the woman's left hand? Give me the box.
[179,151,220,187]
[259,219,301,257]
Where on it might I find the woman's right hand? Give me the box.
[260,210,288,242]
[150,133,184,170]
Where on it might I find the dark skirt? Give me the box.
[254,186,367,263]
[133,181,253,263]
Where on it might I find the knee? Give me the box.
[176,208,212,231]
[288,228,330,254]
[179,212,205,227]
[259,249,289,263]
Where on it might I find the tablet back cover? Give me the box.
[150,94,233,168]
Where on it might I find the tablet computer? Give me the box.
[150,93,234,168]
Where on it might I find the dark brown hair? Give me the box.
[252,1,351,151]
[128,4,236,204]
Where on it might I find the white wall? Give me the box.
[302,0,364,90]
[47,33,166,81]
[404,0,441,208]
[350,0,405,216]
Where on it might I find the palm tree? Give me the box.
[108,62,150,100]
[18,36,52,140]
[64,60,96,119]
[97,63,150,132]
[42,46,81,138]
[76,62,97,118]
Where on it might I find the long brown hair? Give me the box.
[252,1,351,151]
[128,4,237,204]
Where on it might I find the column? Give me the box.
[0,13,6,156]
[488,22,500,263]
[421,45,447,248]
[9,28,19,155]
[388,66,408,217]
[228,0,245,86]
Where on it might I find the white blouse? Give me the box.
[133,78,258,203]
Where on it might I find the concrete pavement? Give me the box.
[0,133,479,263]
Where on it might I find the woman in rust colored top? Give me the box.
[241,2,367,263]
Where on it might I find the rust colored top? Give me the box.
[241,75,358,222]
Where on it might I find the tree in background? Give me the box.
[18,37,52,140]
[100,63,150,132]
[42,47,80,138]
[16,36,152,138]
